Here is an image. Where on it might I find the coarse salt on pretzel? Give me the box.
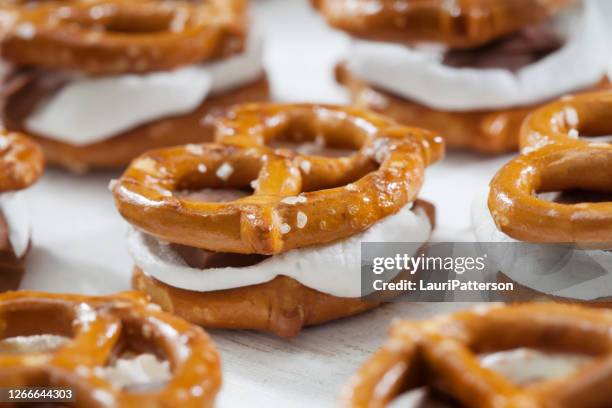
[311,0,576,49]
[0,129,44,193]
[489,91,612,244]
[113,104,444,255]
[489,145,612,244]
[0,290,221,407]
[521,90,612,154]
[343,302,612,408]
[0,0,247,74]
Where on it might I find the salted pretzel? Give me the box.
[0,290,221,407]
[311,0,576,49]
[521,91,612,153]
[113,104,444,255]
[0,129,44,192]
[489,91,612,244]
[0,0,247,74]
[343,302,612,408]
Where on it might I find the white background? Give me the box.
[16,0,612,406]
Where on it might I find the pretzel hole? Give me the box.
[478,348,592,386]
[532,150,612,197]
[538,190,612,205]
[173,154,261,194]
[176,188,251,202]
[0,302,75,353]
[97,318,171,391]
[264,112,365,157]
[552,104,612,143]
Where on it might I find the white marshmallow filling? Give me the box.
[345,1,609,111]
[23,30,264,146]
[129,203,432,298]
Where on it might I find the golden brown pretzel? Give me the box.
[311,0,575,49]
[521,90,612,153]
[113,104,444,254]
[489,145,612,244]
[343,302,612,408]
[0,129,44,192]
[489,91,612,244]
[0,290,221,407]
[133,268,380,338]
[337,64,612,154]
[0,0,247,74]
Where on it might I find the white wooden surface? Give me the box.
[17,1,612,406]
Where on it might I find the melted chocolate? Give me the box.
[174,244,268,269]
[443,22,563,72]
[0,211,26,292]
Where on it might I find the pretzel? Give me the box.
[343,302,612,408]
[336,64,612,154]
[489,91,612,244]
[311,0,575,49]
[0,0,247,74]
[521,90,612,153]
[113,104,444,254]
[133,268,380,338]
[0,129,44,192]
[0,290,221,407]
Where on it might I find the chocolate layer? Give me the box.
[0,210,26,292]
[443,23,563,71]
[443,21,563,72]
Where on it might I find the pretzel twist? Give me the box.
[0,129,44,192]
[520,91,612,153]
[0,0,247,74]
[343,303,612,408]
[489,91,612,244]
[0,291,221,407]
[311,0,575,49]
[113,104,444,254]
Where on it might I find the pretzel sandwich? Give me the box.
[0,130,44,291]
[113,103,443,337]
[343,302,612,408]
[0,0,269,171]
[315,0,610,154]
[490,91,612,244]
[0,290,221,407]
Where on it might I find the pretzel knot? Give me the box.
[0,0,247,74]
[343,303,612,408]
[113,104,444,255]
[311,0,574,49]
[0,291,221,407]
[0,129,44,192]
[489,91,612,244]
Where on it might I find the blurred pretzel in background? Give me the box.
[343,302,612,408]
[0,291,222,407]
[311,0,576,48]
[489,91,612,244]
[0,0,247,74]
